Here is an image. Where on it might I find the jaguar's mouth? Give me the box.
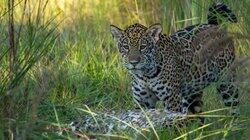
[128,68,141,70]
[125,63,146,72]
[127,67,146,72]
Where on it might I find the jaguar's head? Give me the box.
[110,23,162,75]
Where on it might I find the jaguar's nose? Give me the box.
[130,60,140,65]
[129,56,141,66]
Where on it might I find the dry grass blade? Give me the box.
[173,119,225,140]
[230,57,250,72]
[231,57,250,87]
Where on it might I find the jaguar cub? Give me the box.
[110,3,239,117]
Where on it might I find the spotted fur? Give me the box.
[110,3,239,118]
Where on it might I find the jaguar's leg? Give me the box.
[132,81,158,109]
[182,91,204,124]
[217,72,239,115]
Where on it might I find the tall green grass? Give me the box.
[0,0,249,139]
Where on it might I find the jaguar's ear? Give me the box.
[110,25,123,41]
[147,23,162,42]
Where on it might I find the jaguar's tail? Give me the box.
[207,3,237,25]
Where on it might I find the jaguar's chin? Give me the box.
[124,62,155,75]
[128,66,155,76]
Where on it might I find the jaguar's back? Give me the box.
[170,23,235,93]
[168,3,238,114]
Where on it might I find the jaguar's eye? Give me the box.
[120,38,129,51]
[140,39,147,51]
[140,44,147,51]
[119,44,129,53]
[122,44,129,50]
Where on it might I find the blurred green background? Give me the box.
[0,0,249,139]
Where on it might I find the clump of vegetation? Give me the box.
[0,0,249,139]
